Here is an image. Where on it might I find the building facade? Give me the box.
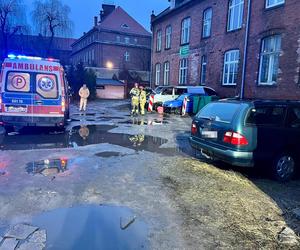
[0,34,75,65]
[151,0,300,99]
[71,4,152,83]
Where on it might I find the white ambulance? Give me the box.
[0,54,70,130]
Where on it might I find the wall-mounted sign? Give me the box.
[179,45,190,57]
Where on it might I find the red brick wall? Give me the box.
[151,0,300,100]
[71,30,151,72]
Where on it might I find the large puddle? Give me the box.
[0,125,169,152]
[31,205,148,250]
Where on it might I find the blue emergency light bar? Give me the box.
[7,54,59,62]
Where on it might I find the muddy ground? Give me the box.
[0,100,299,249]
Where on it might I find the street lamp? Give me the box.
[106,61,113,69]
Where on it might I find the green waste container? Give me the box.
[193,95,201,114]
[193,96,216,114]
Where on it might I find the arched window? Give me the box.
[202,8,212,38]
[181,17,191,44]
[223,50,240,85]
[155,63,161,86]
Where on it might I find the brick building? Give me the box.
[71,4,152,83]
[151,0,300,100]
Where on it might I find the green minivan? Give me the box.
[189,99,300,181]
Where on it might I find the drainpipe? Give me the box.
[240,0,252,99]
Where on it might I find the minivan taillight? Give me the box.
[61,98,66,112]
[223,131,248,146]
[191,123,197,135]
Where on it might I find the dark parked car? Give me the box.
[189,99,300,181]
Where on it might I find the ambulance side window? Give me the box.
[7,72,30,92]
[36,74,58,99]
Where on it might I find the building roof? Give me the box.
[99,6,151,37]
[151,0,195,24]
[96,78,125,86]
[9,34,76,51]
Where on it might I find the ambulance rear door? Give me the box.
[33,71,62,122]
[3,70,35,124]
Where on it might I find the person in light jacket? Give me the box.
[79,84,90,112]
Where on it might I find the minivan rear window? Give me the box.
[7,72,30,92]
[197,102,240,123]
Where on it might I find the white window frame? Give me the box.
[156,30,162,52]
[200,55,207,85]
[124,51,130,62]
[181,17,191,45]
[165,25,172,49]
[222,50,240,86]
[155,63,161,86]
[163,61,170,86]
[227,0,244,32]
[258,35,282,85]
[202,8,212,38]
[125,37,130,44]
[179,58,188,85]
[266,0,285,8]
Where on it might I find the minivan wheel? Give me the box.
[272,154,295,182]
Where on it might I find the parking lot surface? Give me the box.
[0,100,299,249]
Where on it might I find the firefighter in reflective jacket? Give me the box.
[129,83,140,116]
[139,86,147,115]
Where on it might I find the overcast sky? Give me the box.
[23,0,169,38]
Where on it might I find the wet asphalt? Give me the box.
[0,100,194,249]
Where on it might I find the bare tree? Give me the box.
[31,0,73,56]
[0,0,28,59]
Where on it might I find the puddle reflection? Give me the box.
[0,125,169,152]
[32,205,148,250]
[26,158,68,176]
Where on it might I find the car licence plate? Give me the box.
[5,105,28,113]
[201,130,218,138]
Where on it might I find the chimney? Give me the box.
[94,16,98,27]
[100,4,115,21]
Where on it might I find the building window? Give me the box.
[134,38,138,44]
[116,36,120,42]
[202,8,212,38]
[266,0,285,8]
[165,25,172,49]
[163,61,170,86]
[227,0,244,31]
[200,55,207,85]
[223,50,240,85]
[92,49,95,61]
[258,35,281,85]
[155,63,161,86]
[179,58,188,85]
[124,51,130,62]
[125,37,130,44]
[156,30,162,52]
[181,17,191,45]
